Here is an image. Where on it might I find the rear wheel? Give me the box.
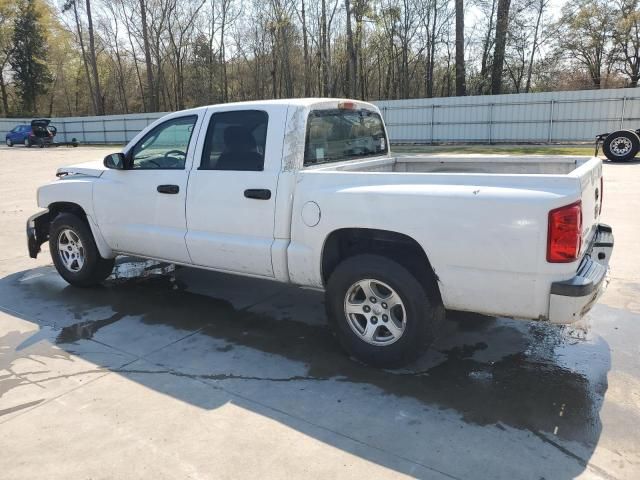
[49,213,115,287]
[325,254,440,368]
[603,130,639,162]
[24,137,31,148]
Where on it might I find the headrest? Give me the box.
[224,126,256,151]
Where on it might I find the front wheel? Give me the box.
[325,254,440,368]
[603,130,639,162]
[6,138,12,147]
[49,213,115,287]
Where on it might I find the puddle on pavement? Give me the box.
[4,257,615,447]
[55,313,126,344]
[48,258,176,343]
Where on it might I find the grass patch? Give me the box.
[392,144,597,156]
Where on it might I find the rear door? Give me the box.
[185,105,287,277]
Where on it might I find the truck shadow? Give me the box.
[0,259,612,478]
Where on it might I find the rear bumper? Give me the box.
[548,224,613,323]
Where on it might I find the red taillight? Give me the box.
[599,176,603,215]
[547,201,582,263]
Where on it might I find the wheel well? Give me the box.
[48,202,88,222]
[321,228,442,305]
[28,203,89,258]
[46,202,90,236]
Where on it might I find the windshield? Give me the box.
[304,108,388,166]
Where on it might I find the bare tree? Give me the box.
[299,0,311,95]
[84,0,103,114]
[524,0,549,92]
[139,0,156,110]
[479,0,497,93]
[455,0,466,95]
[345,0,356,97]
[62,0,97,113]
[166,0,205,109]
[490,0,511,93]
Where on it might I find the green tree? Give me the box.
[612,0,640,87]
[0,0,16,115]
[10,0,51,114]
[557,0,614,88]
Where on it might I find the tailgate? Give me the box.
[571,157,603,251]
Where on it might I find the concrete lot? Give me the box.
[1,145,639,479]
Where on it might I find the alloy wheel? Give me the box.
[344,279,407,346]
[57,228,85,272]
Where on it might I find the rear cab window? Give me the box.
[304,108,388,166]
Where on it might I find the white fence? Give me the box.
[2,87,639,145]
[0,112,167,145]
[376,88,640,143]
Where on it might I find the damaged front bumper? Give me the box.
[548,224,614,324]
[26,209,51,258]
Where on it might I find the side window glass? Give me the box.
[200,110,268,171]
[131,115,197,170]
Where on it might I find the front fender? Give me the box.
[36,178,115,259]
[37,177,95,211]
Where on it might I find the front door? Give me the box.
[185,106,286,277]
[94,113,203,263]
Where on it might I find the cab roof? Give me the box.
[201,98,377,109]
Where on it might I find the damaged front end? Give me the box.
[26,209,51,258]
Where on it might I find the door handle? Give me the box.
[244,189,271,200]
[157,184,179,194]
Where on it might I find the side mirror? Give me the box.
[104,153,126,170]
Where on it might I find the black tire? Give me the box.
[25,137,31,148]
[6,138,12,147]
[325,254,440,368]
[49,212,115,287]
[603,130,639,162]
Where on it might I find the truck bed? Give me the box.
[317,155,587,175]
[293,153,603,320]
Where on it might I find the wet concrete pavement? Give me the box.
[1,147,639,479]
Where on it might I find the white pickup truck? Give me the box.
[27,98,614,367]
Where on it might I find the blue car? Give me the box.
[5,124,32,146]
